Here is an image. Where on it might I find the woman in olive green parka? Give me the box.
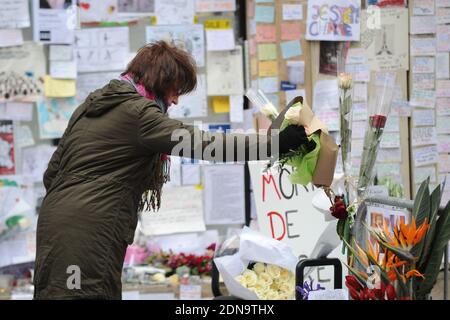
[33,41,309,299]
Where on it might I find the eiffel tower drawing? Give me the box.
[376,26,392,56]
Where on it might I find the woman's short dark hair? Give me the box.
[122,41,197,98]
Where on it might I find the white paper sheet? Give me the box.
[286,60,305,85]
[410,89,436,108]
[437,116,450,134]
[414,166,437,184]
[49,44,73,61]
[79,0,118,23]
[32,0,76,44]
[0,0,30,28]
[195,0,235,12]
[436,53,450,79]
[0,42,46,102]
[230,94,244,123]
[412,57,435,74]
[50,60,77,79]
[206,29,235,51]
[168,74,207,118]
[203,164,245,225]
[75,27,130,72]
[0,29,23,47]
[285,89,306,106]
[75,71,117,103]
[207,45,244,96]
[15,125,35,148]
[413,145,439,167]
[410,37,436,56]
[154,0,194,25]
[21,145,57,182]
[413,0,435,15]
[146,24,205,67]
[0,102,33,121]
[181,163,201,185]
[411,127,438,147]
[413,109,435,127]
[437,135,450,153]
[313,79,339,110]
[410,16,436,35]
[282,4,303,20]
[140,185,206,236]
[437,98,450,116]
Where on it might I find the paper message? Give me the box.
[154,0,194,25]
[436,53,450,79]
[170,74,207,118]
[378,148,402,163]
[437,116,450,134]
[280,40,302,59]
[258,60,278,77]
[258,77,278,93]
[255,5,275,23]
[437,135,450,153]
[256,24,276,43]
[412,57,435,74]
[258,44,277,61]
[207,46,244,95]
[285,89,306,105]
[44,76,76,98]
[315,110,339,132]
[313,79,339,110]
[306,0,361,41]
[195,0,235,12]
[413,109,435,127]
[411,127,438,147]
[206,29,235,51]
[380,132,400,149]
[437,25,450,52]
[410,37,436,56]
[345,64,370,82]
[352,102,367,121]
[0,102,33,121]
[410,90,436,108]
[412,73,435,91]
[413,0,435,15]
[437,98,450,116]
[414,166,437,184]
[37,97,77,139]
[410,16,436,35]
[413,145,439,167]
[280,22,301,41]
[281,4,302,21]
[286,60,305,85]
[229,95,244,123]
[437,8,450,24]
[353,83,367,102]
[436,80,450,98]
[0,0,30,28]
[0,29,23,48]
[438,154,450,173]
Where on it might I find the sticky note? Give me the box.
[258,43,277,60]
[251,59,258,77]
[212,96,230,113]
[44,75,76,98]
[280,40,302,59]
[258,77,278,93]
[255,5,275,23]
[204,19,231,29]
[256,24,276,42]
[281,22,301,41]
[258,60,278,77]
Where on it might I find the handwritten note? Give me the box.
[380,132,401,149]
[410,90,436,108]
[258,60,278,77]
[282,4,303,20]
[313,79,339,110]
[257,43,277,61]
[412,73,435,91]
[258,77,278,93]
[385,116,400,133]
[412,57,435,73]
[378,148,402,163]
[437,116,450,134]
[0,102,33,121]
[412,127,438,147]
[436,53,450,79]
[410,37,436,56]
[44,76,76,98]
[410,16,436,35]
[280,40,302,59]
[286,60,305,85]
[255,24,276,43]
[345,64,370,82]
[414,166,437,184]
[280,22,301,41]
[413,109,436,127]
[437,7,450,24]
[437,135,450,153]
[437,25,450,52]
[436,80,450,98]
[255,5,275,23]
[0,29,23,48]
[212,96,230,113]
[413,0,435,15]
[154,0,194,25]
[285,89,306,105]
[413,145,439,167]
[195,0,235,12]
[229,95,244,123]
[437,98,450,116]
[0,0,30,28]
[346,48,366,65]
[353,83,367,102]
[206,29,235,51]
[438,154,450,173]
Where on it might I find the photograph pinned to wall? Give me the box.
[75,27,130,72]
[319,41,339,76]
[78,0,118,23]
[0,42,46,102]
[195,0,235,12]
[146,24,205,67]
[154,0,195,25]
[168,74,207,119]
[0,0,30,29]
[37,97,78,139]
[0,120,15,175]
[206,45,244,96]
[117,0,154,16]
[33,0,77,43]
[366,0,405,7]
[358,7,408,71]
[306,0,361,41]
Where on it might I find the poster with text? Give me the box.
[306,0,361,41]
[0,120,15,175]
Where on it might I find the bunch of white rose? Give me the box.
[234,262,295,300]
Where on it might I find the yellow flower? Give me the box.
[253,262,266,274]
[279,268,292,281]
[152,273,166,283]
[264,290,280,300]
[235,275,247,287]
[284,105,302,126]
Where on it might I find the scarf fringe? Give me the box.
[138,155,170,213]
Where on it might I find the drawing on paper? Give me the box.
[0,120,15,175]
[37,98,78,139]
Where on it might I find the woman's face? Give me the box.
[165,91,179,107]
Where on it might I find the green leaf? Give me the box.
[343,262,368,285]
[337,218,345,239]
[365,251,391,285]
[413,178,431,227]
[392,265,410,299]
[416,200,450,298]
[418,185,442,269]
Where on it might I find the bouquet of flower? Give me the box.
[344,179,450,300]
[246,89,338,187]
[234,262,295,300]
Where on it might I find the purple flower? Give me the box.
[296,280,325,300]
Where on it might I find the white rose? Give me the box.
[279,268,292,281]
[284,105,302,126]
[338,72,353,90]
[278,282,295,295]
[152,273,166,283]
[242,269,258,287]
[257,272,273,286]
[265,290,280,300]
[253,262,266,274]
[266,264,281,279]
[260,103,279,120]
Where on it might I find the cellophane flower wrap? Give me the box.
[357,72,397,198]
[338,73,354,179]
